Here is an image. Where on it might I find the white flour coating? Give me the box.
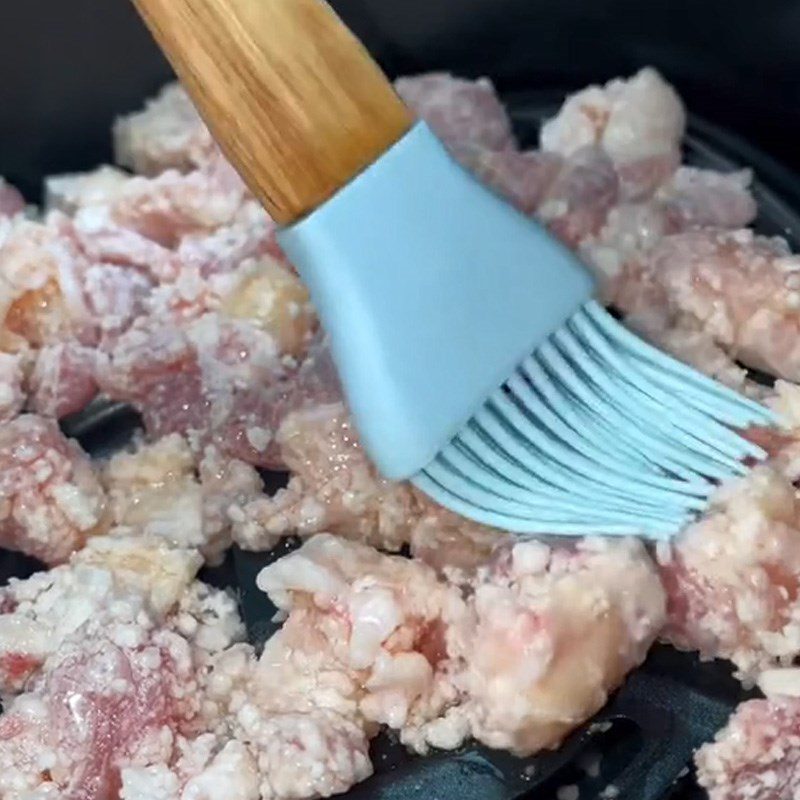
[659,382,800,682]
[0,535,202,693]
[696,693,800,800]
[0,414,107,565]
[244,534,663,768]
[103,434,262,562]
[113,83,215,175]
[0,537,244,800]
[0,67,798,797]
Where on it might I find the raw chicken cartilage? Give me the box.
[395,72,517,152]
[0,414,107,565]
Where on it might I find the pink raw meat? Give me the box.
[255,533,664,762]
[578,201,683,304]
[81,263,153,339]
[0,213,156,352]
[47,639,178,796]
[0,414,107,564]
[657,412,800,680]
[581,170,757,311]
[108,154,248,248]
[655,167,758,230]
[97,313,292,467]
[541,67,685,201]
[177,200,281,278]
[233,387,515,564]
[696,694,800,800]
[0,652,41,694]
[97,317,206,436]
[395,73,516,152]
[536,145,620,247]
[254,534,469,763]
[0,180,25,218]
[70,206,182,283]
[453,144,563,214]
[614,151,681,202]
[0,540,244,799]
[0,538,215,697]
[234,401,425,552]
[28,343,98,419]
[0,629,193,800]
[631,229,800,381]
[445,538,666,756]
[0,217,92,350]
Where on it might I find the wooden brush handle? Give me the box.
[132,0,414,224]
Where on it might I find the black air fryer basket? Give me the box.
[2,2,800,799]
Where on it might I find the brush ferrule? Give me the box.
[278,123,596,479]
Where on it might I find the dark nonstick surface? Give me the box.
[0,97,791,800]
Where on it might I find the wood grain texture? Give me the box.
[132,0,414,223]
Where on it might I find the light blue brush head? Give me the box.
[278,122,776,541]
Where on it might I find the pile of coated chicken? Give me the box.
[0,67,798,800]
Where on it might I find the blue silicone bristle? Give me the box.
[413,300,776,540]
[278,121,778,542]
